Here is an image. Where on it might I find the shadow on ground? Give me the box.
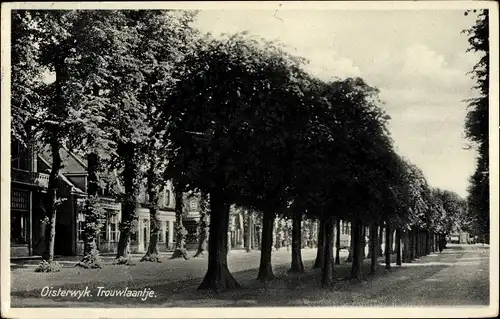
[12,246,476,307]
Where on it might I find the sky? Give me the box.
[193,9,481,198]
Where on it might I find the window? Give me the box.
[158,221,164,242]
[99,223,106,242]
[164,190,170,207]
[11,189,29,211]
[11,211,28,245]
[130,231,137,242]
[77,212,85,242]
[189,198,197,211]
[108,213,119,242]
[11,140,30,170]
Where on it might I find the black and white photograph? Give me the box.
[1,1,498,318]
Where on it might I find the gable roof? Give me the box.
[37,153,85,194]
[39,145,87,174]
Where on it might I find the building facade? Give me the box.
[10,138,204,257]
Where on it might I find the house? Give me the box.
[10,138,50,257]
[10,137,205,257]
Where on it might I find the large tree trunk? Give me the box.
[418,230,422,256]
[409,228,415,260]
[335,218,341,265]
[81,85,105,261]
[171,188,189,260]
[349,220,364,281]
[77,151,105,268]
[309,220,315,248]
[83,152,99,255]
[369,223,378,275]
[43,138,62,263]
[115,143,139,262]
[402,229,410,263]
[378,225,384,257]
[395,228,402,266]
[423,232,427,255]
[426,231,431,255]
[313,219,326,268]
[257,213,275,281]
[385,223,392,269]
[193,193,209,258]
[274,219,281,250]
[362,226,367,259]
[42,59,66,267]
[367,226,373,259]
[141,159,161,263]
[321,217,335,288]
[435,233,439,252]
[245,211,253,253]
[289,210,304,273]
[430,231,434,253]
[198,190,240,291]
[390,229,396,254]
[414,227,420,259]
[346,222,355,263]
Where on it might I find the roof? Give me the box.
[37,153,85,194]
[39,145,87,174]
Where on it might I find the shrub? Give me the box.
[34,260,61,272]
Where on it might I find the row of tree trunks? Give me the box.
[399,226,441,266]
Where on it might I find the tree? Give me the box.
[163,32,313,290]
[11,11,44,145]
[24,11,116,269]
[95,10,198,263]
[13,10,146,270]
[463,9,490,243]
[65,10,133,268]
[125,10,199,262]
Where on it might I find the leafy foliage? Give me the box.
[463,9,490,242]
[11,11,44,144]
